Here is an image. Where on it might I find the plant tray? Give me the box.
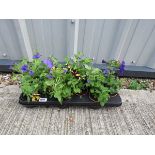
[19,93,122,108]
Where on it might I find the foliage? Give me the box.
[102,59,122,95]
[128,79,148,90]
[85,67,110,106]
[12,52,124,106]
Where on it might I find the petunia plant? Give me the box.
[12,52,125,106]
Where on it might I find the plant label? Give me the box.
[39,98,47,102]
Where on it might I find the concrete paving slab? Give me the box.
[0,85,155,135]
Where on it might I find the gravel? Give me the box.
[0,74,18,88]
[120,78,155,91]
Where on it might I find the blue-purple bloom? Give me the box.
[21,65,28,72]
[43,59,53,69]
[87,79,90,83]
[63,69,67,73]
[33,53,41,59]
[29,70,34,76]
[9,65,13,70]
[103,68,109,76]
[46,74,53,79]
[102,59,106,63]
[119,61,125,76]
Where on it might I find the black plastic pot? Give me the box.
[19,93,122,108]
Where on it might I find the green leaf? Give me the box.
[54,91,62,104]
[73,87,81,93]
[100,102,106,107]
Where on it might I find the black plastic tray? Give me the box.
[19,93,122,108]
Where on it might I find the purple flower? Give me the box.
[9,65,13,70]
[87,79,90,83]
[102,59,106,63]
[33,53,41,59]
[43,59,53,69]
[103,68,109,76]
[29,70,34,76]
[21,65,28,72]
[46,74,53,79]
[119,61,125,76]
[63,69,67,73]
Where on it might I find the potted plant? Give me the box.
[12,52,125,108]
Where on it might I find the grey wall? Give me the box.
[25,19,75,61]
[78,19,155,69]
[0,19,155,68]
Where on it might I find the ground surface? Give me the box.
[0,85,155,135]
